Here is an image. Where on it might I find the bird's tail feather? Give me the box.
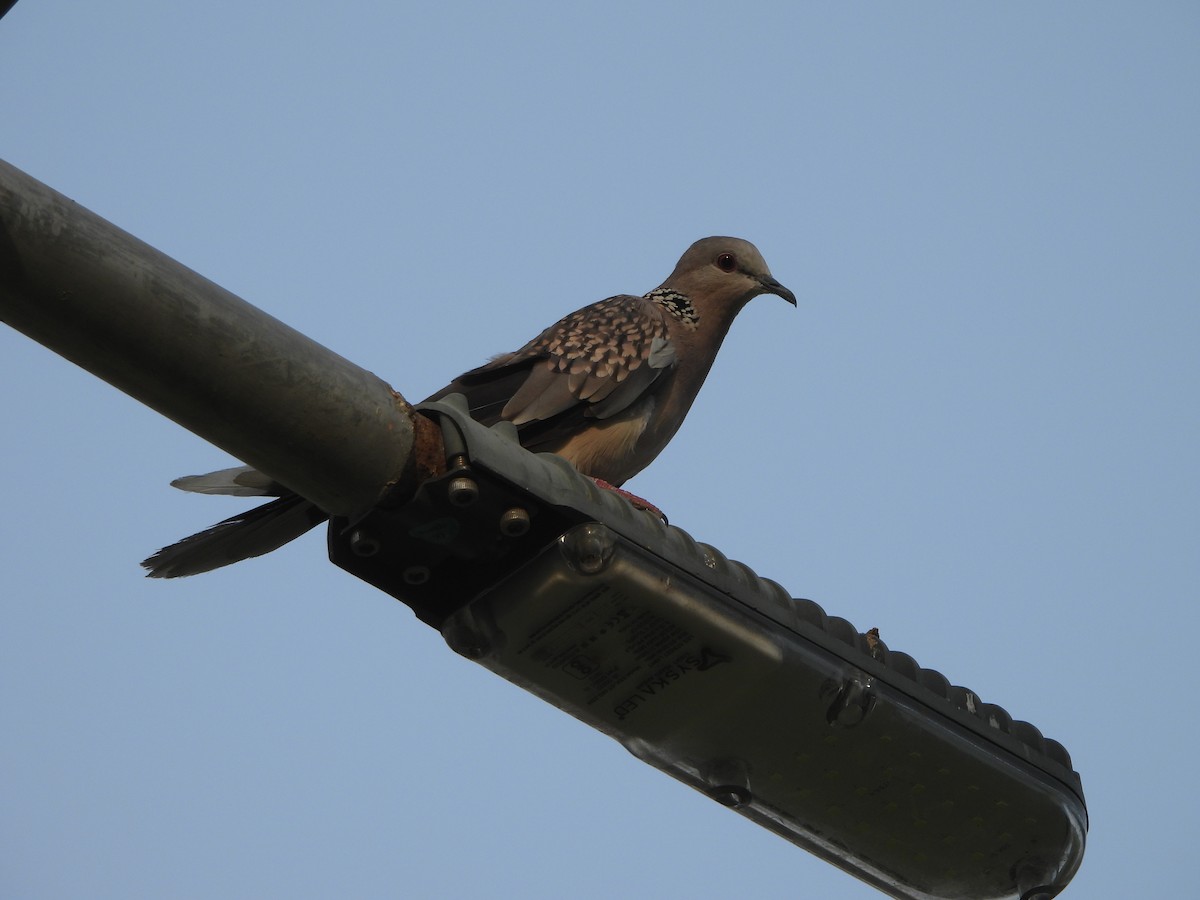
[142,494,328,578]
[170,465,289,497]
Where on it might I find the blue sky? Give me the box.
[2,3,1197,898]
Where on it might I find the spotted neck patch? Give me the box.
[645,288,699,328]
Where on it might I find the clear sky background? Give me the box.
[1,3,1196,898]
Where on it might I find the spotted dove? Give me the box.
[143,236,795,577]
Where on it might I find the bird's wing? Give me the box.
[426,294,676,451]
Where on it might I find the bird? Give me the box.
[142,236,795,577]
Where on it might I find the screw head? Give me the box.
[349,529,381,557]
[499,507,531,537]
[447,476,479,506]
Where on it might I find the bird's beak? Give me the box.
[759,274,797,306]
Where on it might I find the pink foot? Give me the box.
[591,478,668,524]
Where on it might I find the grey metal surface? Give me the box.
[0,158,418,517]
[366,397,1088,897]
[417,395,1084,804]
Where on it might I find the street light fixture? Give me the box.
[1,160,1086,900]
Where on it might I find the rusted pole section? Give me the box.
[0,158,432,517]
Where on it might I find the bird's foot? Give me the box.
[590,478,668,524]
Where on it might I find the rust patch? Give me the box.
[411,410,445,482]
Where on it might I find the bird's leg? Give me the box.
[590,478,668,524]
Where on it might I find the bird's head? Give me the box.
[660,236,796,313]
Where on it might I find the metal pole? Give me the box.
[0,158,426,517]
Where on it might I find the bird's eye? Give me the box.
[716,252,737,272]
